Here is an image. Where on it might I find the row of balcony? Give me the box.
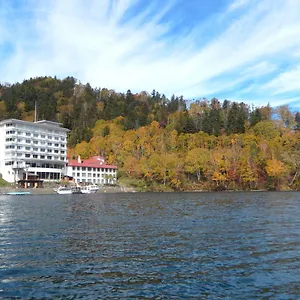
[5,140,66,149]
[5,147,65,155]
[5,129,66,141]
[4,152,66,162]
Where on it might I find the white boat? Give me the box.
[80,184,99,194]
[56,186,82,194]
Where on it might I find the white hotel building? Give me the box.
[66,156,117,185]
[0,119,69,183]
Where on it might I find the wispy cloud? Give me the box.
[262,66,300,95]
[226,0,252,13]
[0,0,300,108]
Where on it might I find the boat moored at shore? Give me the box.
[6,191,31,195]
[80,184,99,194]
[55,186,82,194]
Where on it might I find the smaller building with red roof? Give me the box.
[66,156,117,185]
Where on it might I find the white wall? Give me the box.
[0,119,68,183]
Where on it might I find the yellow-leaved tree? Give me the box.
[265,158,287,190]
[185,148,210,181]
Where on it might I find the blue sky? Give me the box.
[1,0,300,108]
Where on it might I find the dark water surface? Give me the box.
[1,192,300,299]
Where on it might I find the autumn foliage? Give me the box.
[72,118,300,191]
[1,76,300,191]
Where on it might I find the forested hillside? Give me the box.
[1,76,300,191]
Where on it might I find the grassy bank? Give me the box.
[0,176,10,187]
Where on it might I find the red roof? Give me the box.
[67,156,118,169]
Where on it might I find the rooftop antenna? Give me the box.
[34,101,37,122]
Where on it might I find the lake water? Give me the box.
[1,192,300,299]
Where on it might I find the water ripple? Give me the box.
[1,192,300,298]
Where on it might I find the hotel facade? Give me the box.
[0,119,69,183]
[66,156,117,185]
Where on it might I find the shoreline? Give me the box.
[0,185,137,195]
[1,185,299,195]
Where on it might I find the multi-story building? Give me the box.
[66,156,117,185]
[0,119,69,183]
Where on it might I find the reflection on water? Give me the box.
[1,192,300,298]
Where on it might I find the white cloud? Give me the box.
[226,0,253,13]
[0,0,300,107]
[262,65,300,95]
[293,48,300,57]
[241,61,277,77]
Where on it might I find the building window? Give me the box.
[41,149,45,152]
[48,143,52,146]
[41,135,45,138]
[26,140,31,143]
[41,155,45,159]
[82,173,86,177]
[6,130,16,135]
[88,173,91,177]
[25,147,30,150]
[88,167,91,171]
[33,155,38,158]
[47,156,52,160]
[26,132,31,136]
[47,149,52,153]
[34,133,38,137]
[33,141,38,144]
[5,138,14,142]
[25,154,30,158]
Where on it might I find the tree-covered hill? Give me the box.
[0,76,187,146]
[2,76,297,146]
[1,76,300,191]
